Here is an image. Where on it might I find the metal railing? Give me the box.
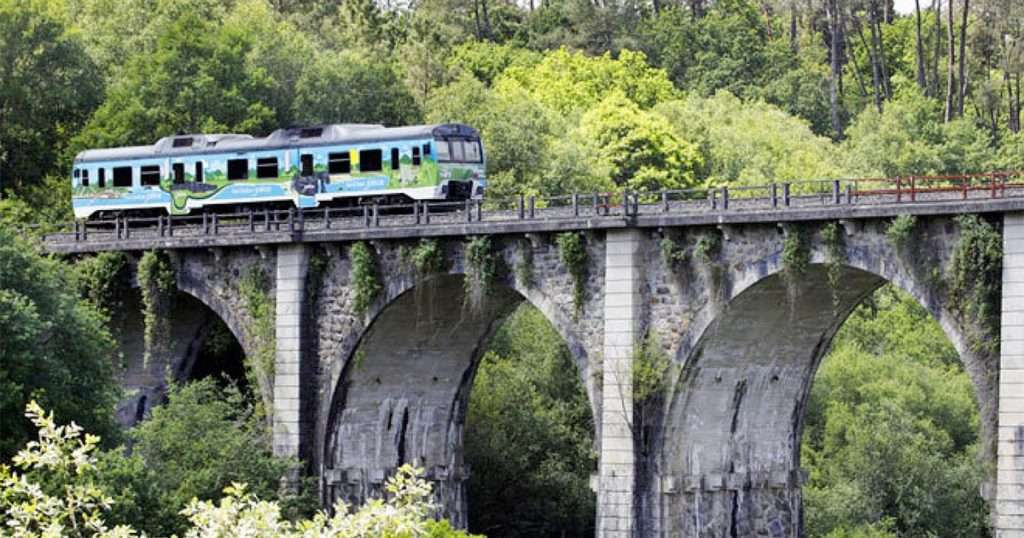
[39,172,1024,245]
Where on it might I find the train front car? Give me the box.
[308,123,485,206]
[431,124,486,201]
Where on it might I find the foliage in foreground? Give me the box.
[93,380,304,537]
[0,400,475,538]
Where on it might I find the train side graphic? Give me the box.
[71,123,485,220]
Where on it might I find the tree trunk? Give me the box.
[945,0,956,122]
[1011,72,1022,133]
[914,0,927,91]
[931,0,941,97]
[861,7,884,112]
[846,31,870,97]
[829,0,845,138]
[790,1,799,51]
[871,0,892,99]
[956,0,969,117]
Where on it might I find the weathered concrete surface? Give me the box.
[998,213,1024,536]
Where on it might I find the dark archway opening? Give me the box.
[464,302,597,538]
[183,314,248,393]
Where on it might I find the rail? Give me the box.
[35,172,1024,245]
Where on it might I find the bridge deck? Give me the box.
[40,177,1024,253]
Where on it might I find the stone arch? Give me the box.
[315,238,600,526]
[652,222,994,537]
[313,238,600,477]
[115,248,261,426]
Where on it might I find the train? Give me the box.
[70,123,486,220]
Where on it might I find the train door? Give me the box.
[195,162,204,183]
[301,154,314,177]
[173,163,185,185]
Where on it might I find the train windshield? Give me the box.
[435,139,482,163]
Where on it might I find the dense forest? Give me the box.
[1,0,1021,535]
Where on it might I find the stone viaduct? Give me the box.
[44,189,1024,537]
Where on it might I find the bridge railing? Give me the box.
[39,172,1024,244]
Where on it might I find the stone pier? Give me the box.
[274,244,308,458]
[598,229,642,537]
[999,213,1024,536]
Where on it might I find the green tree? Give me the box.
[465,304,596,537]
[574,92,702,192]
[293,50,421,126]
[0,229,121,462]
[71,6,277,151]
[656,92,846,186]
[639,1,772,99]
[841,90,997,176]
[499,47,677,116]
[802,285,989,536]
[0,0,102,197]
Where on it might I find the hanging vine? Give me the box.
[238,265,275,414]
[556,232,588,314]
[137,250,176,367]
[306,248,329,312]
[886,214,918,252]
[821,221,847,313]
[349,241,381,316]
[463,235,497,311]
[514,239,534,288]
[781,224,810,303]
[410,238,446,276]
[659,236,686,268]
[693,229,723,302]
[76,251,131,315]
[947,214,1003,355]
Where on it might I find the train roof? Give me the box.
[73,123,480,164]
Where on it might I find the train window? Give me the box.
[359,149,382,172]
[464,141,482,162]
[412,147,421,166]
[451,140,465,162]
[172,137,193,148]
[391,148,400,170]
[81,169,90,187]
[98,168,106,188]
[113,167,132,187]
[328,152,350,174]
[300,154,314,176]
[435,141,450,161]
[423,143,431,158]
[73,169,80,180]
[227,159,249,180]
[300,128,323,138]
[257,157,279,179]
[140,165,161,186]
[195,162,204,183]
[173,163,185,184]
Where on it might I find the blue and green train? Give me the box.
[71,123,486,220]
